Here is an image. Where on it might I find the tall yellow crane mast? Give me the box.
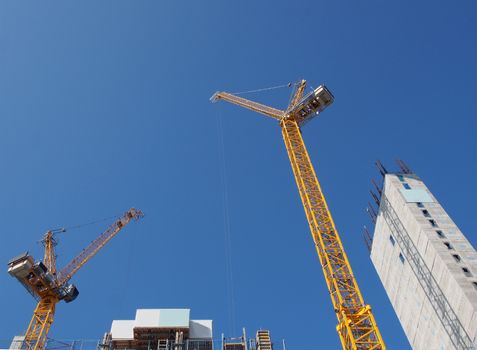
[211,81,385,350]
[7,208,144,350]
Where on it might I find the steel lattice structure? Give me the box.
[8,208,144,350]
[24,296,58,350]
[211,80,385,349]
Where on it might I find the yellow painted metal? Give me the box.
[19,208,143,350]
[286,80,306,112]
[212,83,385,349]
[210,91,283,120]
[23,296,58,350]
[57,208,144,285]
[42,231,57,274]
[281,118,384,349]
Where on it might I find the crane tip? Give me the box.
[210,92,220,103]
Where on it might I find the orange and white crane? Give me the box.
[7,208,144,350]
[211,81,385,349]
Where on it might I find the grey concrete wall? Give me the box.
[371,174,477,349]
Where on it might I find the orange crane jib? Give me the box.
[211,80,385,350]
[7,208,143,350]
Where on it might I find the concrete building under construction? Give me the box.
[101,309,213,350]
[368,162,477,349]
[99,309,275,350]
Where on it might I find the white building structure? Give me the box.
[370,171,477,349]
[103,309,213,350]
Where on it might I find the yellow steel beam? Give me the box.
[42,231,57,274]
[286,80,307,112]
[57,208,143,285]
[211,85,385,349]
[210,91,284,120]
[23,296,58,350]
[281,118,384,349]
[19,208,144,350]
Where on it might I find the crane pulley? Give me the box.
[7,208,144,350]
[211,80,385,350]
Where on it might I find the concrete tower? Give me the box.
[369,164,477,349]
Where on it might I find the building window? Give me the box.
[416,202,424,208]
[389,235,395,246]
[472,282,477,290]
[429,219,438,227]
[398,175,405,182]
[399,253,405,264]
[422,210,431,218]
[462,267,473,277]
[403,183,411,190]
[444,242,453,250]
[452,254,461,263]
[436,230,446,238]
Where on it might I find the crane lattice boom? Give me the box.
[57,208,143,285]
[211,81,385,350]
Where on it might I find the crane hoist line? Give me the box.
[211,80,386,350]
[7,208,144,350]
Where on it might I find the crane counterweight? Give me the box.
[286,85,334,125]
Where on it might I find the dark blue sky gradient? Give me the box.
[1,1,476,348]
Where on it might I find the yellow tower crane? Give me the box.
[7,208,144,350]
[211,81,385,350]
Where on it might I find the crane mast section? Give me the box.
[286,80,307,112]
[23,296,57,350]
[57,208,143,285]
[42,232,57,274]
[211,92,284,120]
[281,119,384,349]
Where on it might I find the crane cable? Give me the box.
[216,107,237,336]
[48,214,121,234]
[231,82,294,96]
[37,214,122,246]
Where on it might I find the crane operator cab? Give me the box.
[8,252,79,303]
[287,85,334,125]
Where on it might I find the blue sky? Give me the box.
[0,1,476,348]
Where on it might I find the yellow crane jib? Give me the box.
[211,80,385,350]
[7,208,144,350]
